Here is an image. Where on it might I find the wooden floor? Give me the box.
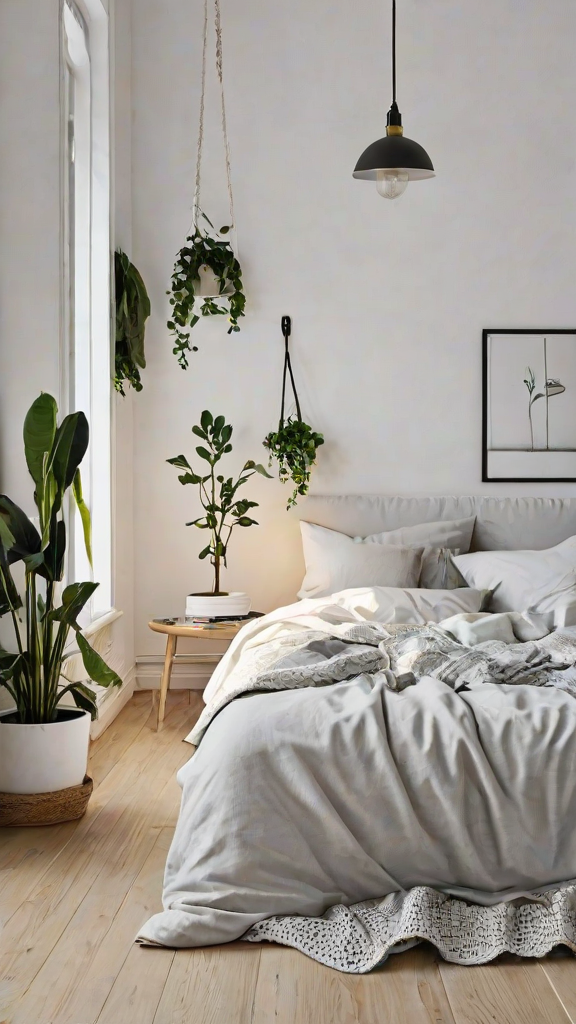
[2,691,576,1024]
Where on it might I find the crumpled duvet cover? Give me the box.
[137,589,576,970]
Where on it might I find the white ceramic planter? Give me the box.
[0,710,91,794]
[194,264,233,299]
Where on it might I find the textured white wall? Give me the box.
[131,0,576,659]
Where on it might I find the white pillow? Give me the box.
[321,586,486,625]
[298,522,423,599]
[299,517,475,598]
[363,518,475,589]
[453,536,576,626]
[364,516,476,553]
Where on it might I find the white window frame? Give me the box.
[62,0,112,621]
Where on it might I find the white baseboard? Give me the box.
[90,666,136,740]
[135,659,212,691]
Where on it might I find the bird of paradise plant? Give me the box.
[0,394,122,724]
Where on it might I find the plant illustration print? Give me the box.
[523,361,566,451]
[523,367,543,450]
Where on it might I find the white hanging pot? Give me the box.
[0,709,91,794]
[194,264,234,300]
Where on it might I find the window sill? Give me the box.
[83,607,123,638]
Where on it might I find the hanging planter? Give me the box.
[114,249,151,396]
[263,317,324,509]
[168,0,245,370]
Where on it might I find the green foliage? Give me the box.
[0,395,122,724]
[167,215,246,370]
[167,411,270,593]
[263,417,324,509]
[114,249,151,396]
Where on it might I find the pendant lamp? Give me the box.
[353,0,434,199]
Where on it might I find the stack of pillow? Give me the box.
[297,517,482,624]
[298,518,576,628]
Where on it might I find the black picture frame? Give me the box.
[482,328,576,483]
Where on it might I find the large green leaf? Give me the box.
[76,633,122,689]
[0,557,22,617]
[51,581,99,625]
[57,681,98,720]
[37,517,66,582]
[23,393,57,486]
[0,649,23,679]
[0,495,42,564]
[0,515,15,554]
[72,469,92,568]
[49,411,90,496]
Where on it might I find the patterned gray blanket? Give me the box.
[139,606,576,971]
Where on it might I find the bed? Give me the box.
[137,496,576,971]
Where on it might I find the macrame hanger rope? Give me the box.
[192,0,235,233]
[279,316,302,428]
[192,0,208,231]
[214,0,235,231]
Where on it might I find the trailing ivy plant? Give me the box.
[263,317,324,509]
[264,417,324,510]
[167,215,246,370]
[167,411,270,594]
[114,250,151,396]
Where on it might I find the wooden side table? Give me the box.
[148,618,247,730]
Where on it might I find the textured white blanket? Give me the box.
[137,592,576,968]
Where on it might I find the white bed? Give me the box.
[137,496,576,971]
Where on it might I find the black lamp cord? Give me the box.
[279,316,302,428]
[392,0,397,104]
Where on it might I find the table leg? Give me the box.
[157,633,177,731]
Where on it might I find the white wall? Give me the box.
[0,0,62,506]
[129,0,576,665]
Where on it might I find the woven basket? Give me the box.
[0,775,93,827]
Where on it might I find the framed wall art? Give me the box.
[482,328,576,482]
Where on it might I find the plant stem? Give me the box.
[544,336,549,451]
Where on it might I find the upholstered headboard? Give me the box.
[299,495,576,551]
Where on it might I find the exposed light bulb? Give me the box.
[376,168,409,199]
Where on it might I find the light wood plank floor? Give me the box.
[1,690,575,1024]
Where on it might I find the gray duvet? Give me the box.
[137,591,576,969]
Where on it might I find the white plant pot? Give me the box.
[194,264,233,299]
[0,710,91,794]
[185,591,251,619]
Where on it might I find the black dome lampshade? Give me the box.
[353,0,435,199]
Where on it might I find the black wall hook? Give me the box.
[281,315,291,338]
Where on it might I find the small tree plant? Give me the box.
[167,411,271,595]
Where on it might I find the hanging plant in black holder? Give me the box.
[263,317,324,509]
[168,0,245,370]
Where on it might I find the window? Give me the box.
[62,0,112,619]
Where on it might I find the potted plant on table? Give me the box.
[0,394,122,825]
[167,410,270,617]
